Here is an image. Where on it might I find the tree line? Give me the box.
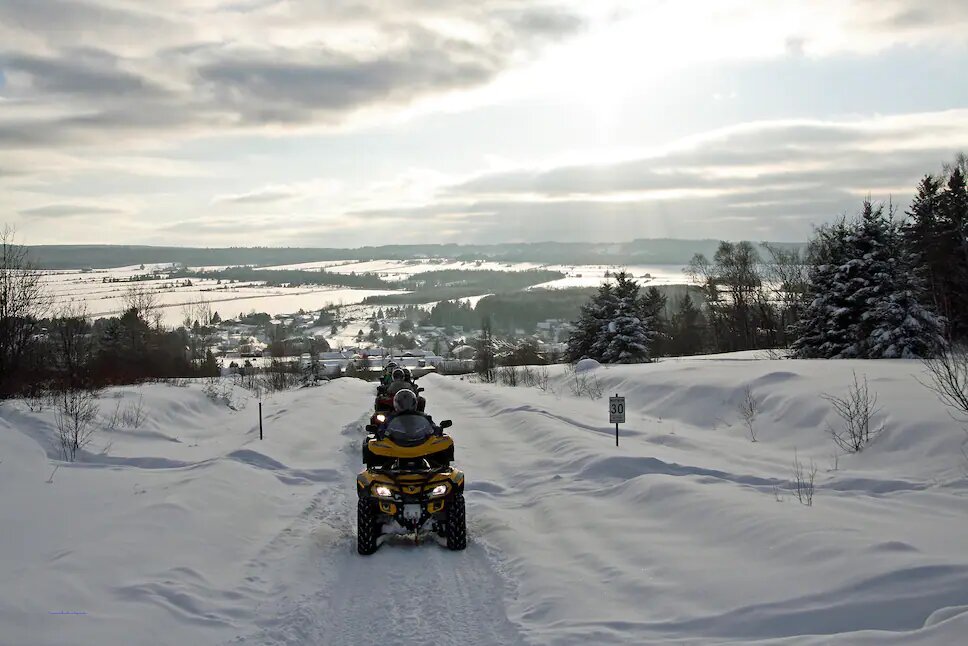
[1,229,219,398]
[566,154,968,363]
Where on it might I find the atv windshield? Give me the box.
[386,415,434,447]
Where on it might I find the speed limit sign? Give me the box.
[609,396,626,424]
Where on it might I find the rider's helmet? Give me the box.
[385,361,398,371]
[392,389,419,413]
[391,368,406,382]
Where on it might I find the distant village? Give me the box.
[211,306,572,378]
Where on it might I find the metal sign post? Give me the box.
[609,394,626,446]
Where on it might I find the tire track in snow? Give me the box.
[233,403,524,646]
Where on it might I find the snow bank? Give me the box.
[0,378,373,646]
[424,354,968,644]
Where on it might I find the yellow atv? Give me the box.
[357,415,466,555]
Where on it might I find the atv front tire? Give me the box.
[357,498,379,555]
[445,494,467,551]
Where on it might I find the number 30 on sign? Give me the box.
[609,396,626,424]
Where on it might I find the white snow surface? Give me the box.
[2,354,968,645]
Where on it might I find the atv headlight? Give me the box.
[375,414,386,423]
[428,484,448,497]
[374,485,393,498]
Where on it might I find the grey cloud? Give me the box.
[451,118,968,198]
[3,52,165,98]
[0,0,586,148]
[0,0,182,48]
[19,204,124,217]
[500,5,586,39]
[193,42,496,123]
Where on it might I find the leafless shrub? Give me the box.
[55,388,101,461]
[106,399,123,431]
[534,366,552,392]
[122,394,146,428]
[106,394,147,429]
[756,347,791,360]
[519,365,535,387]
[772,483,784,502]
[569,369,603,400]
[203,376,246,410]
[791,450,817,506]
[738,385,758,442]
[920,343,968,422]
[499,365,519,387]
[822,371,883,453]
[24,381,50,412]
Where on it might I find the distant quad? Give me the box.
[357,414,466,554]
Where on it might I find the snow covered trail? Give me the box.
[233,393,524,646]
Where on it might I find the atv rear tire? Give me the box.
[357,498,379,555]
[445,494,467,551]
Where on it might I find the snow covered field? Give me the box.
[2,355,968,645]
[254,259,695,288]
[37,267,401,327]
[37,260,692,328]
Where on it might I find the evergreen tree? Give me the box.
[902,175,944,309]
[794,202,943,359]
[937,167,968,336]
[570,271,656,364]
[792,218,856,358]
[641,286,668,357]
[566,282,615,362]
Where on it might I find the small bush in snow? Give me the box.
[204,377,246,410]
[515,365,554,393]
[791,450,817,506]
[55,388,100,461]
[24,381,50,413]
[920,343,968,422]
[108,394,147,430]
[498,365,519,387]
[822,371,883,453]
[569,368,603,400]
[738,385,758,442]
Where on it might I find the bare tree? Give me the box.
[738,385,758,442]
[49,302,93,389]
[822,371,883,453]
[124,285,161,327]
[791,449,817,506]
[761,242,809,345]
[499,365,519,387]
[0,226,47,396]
[55,388,101,461]
[920,343,968,422]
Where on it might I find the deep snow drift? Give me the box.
[2,354,968,645]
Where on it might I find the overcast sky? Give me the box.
[2,0,968,247]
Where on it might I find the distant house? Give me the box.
[451,345,477,360]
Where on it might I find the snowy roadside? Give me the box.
[0,378,371,646]
[424,357,968,644]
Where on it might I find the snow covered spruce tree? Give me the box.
[902,162,968,339]
[565,281,615,362]
[793,201,943,359]
[567,271,657,363]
